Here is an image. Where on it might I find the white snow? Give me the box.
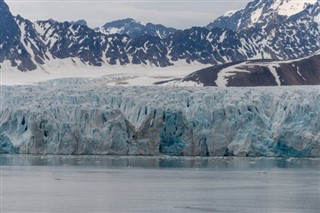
[156,30,161,38]
[34,22,46,36]
[314,13,320,30]
[219,31,227,43]
[215,62,250,87]
[223,10,237,17]
[107,27,121,34]
[0,59,210,86]
[268,65,281,86]
[251,7,263,24]
[315,13,320,22]
[98,26,108,34]
[206,32,213,43]
[296,66,306,81]
[276,0,317,17]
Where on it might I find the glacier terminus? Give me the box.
[0,80,319,157]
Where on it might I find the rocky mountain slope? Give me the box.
[181,52,320,86]
[207,0,318,31]
[0,1,38,71]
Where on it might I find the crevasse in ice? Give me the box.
[0,80,319,157]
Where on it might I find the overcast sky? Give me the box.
[5,0,249,29]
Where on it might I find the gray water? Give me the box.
[0,155,319,213]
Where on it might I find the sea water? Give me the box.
[0,155,319,213]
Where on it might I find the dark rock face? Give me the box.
[181,62,243,86]
[276,54,320,85]
[145,23,177,39]
[15,16,49,65]
[182,54,320,86]
[0,0,36,71]
[35,20,105,66]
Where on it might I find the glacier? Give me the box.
[0,80,319,157]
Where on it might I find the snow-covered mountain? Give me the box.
[0,1,38,71]
[1,0,320,84]
[180,52,320,87]
[207,0,318,31]
[96,18,177,39]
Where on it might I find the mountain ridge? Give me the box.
[96,18,178,39]
[207,0,319,31]
[179,52,320,87]
[0,0,320,85]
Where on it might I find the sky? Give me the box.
[5,0,250,29]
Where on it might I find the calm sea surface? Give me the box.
[0,155,319,213]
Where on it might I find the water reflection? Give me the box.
[0,155,319,169]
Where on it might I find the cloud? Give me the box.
[5,0,249,29]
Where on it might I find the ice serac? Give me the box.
[0,82,319,157]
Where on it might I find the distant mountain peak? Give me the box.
[96,18,177,39]
[121,18,139,23]
[1,0,320,76]
[48,18,58,24]
[207,0,319,31]
[70,19,88,27]
[268,0,317,16]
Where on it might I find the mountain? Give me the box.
[207,0,318,31]
[34,19,105,66]
[0,0,320,79]
[0,0,38,71]
[70,19,88,27]
[96,18,177,39]
[180,53,320,86]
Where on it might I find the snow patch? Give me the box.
[0,59,210,86]
[268,65,281,86]
[107,27,120,34]
[276,0,317,17]
[314,13,320,30]
[224,10,237,17]
[251,7,263,24]
[219,31,227,43]
[215,62,250,87]
[296,66,306,81]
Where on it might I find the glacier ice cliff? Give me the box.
[0,81,319,157]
